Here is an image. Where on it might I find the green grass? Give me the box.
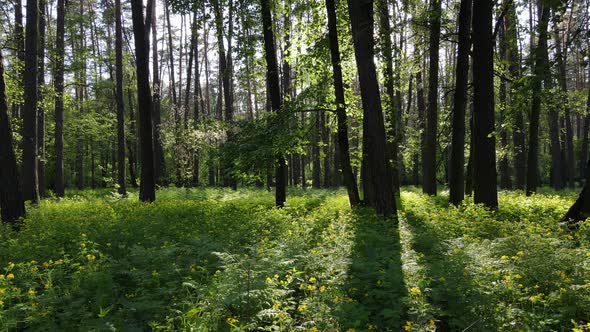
[0,187,588,331]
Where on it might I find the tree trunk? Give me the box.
[54,0,66,197]
[326,0,360,207]
[13,0,24,119]
[526,5,550,196]
[377,0,401,195]
[21,0,39,203]
[506,1,525,190]
[348,0,396,217]
[130,0,156,202]
[449,0,472,205]
[498,7,512,190]
[261,0,287,207]
[472,0,498,209]
[115,0,127,196]
[37,0,46,198]
[152,1,165,185]
[423,0,441,196]
[313,113,321,188]
[0,50,26,224]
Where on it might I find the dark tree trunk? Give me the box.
[127,88,138,187]
[582,55,590,179]
[212,0,236,189]
[449,0,472,205]
[152,1,165,185]
[377,0,401,195]
[13,0,24,119]
[37,0,46,198]
[506,1,525,190]
[0,50,26,224]
[130,0,156,202]
[22,0,39,203]
[472,0,498,209]
[526,5,550,196]
[261,0,287,207]
[555,25,575,188]
[313,113,321,188]
[498,8,512,190]
[326,0,360,205]
[416,69,426,187]
[563,155,590,225]
[54,0,66,197]
[321,112,331,187]
[423,0,441,196]
[348,0,396,217]
[115,0,127,196]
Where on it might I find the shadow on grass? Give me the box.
[403,207,496,331]
[336,208,407,331]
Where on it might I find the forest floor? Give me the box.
[0,188,588,331]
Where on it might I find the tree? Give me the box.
[377,0,400,195]
[347,0,396,217]
[526,4,550,196]
[260,0,287,207]
[21,0,40,203]
[54,0,66,197]
[0,50,26,224]
[422,0,441,196]
[115,0,127,196]
[37,0,47,197]
[152,1,165,185]
[472,0,498,209]
[130,0,156,202]
[449,0,472,206]
[325,0,360,207]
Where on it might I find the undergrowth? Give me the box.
[0,187,587,331]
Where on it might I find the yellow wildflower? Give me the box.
[428,320,436,328]
[27,289,35,296]
[572,328,582,332]
[7,273,14,280]
[309,328,319,332]
[307,284,316,291]
[409,287,421,296]
[86,254,96,261]
[309,277,316,283]
[298,304,307,312]
[501,255,509,261]
[367,323,377,330]
[226,317,238,325]
[319,285,326,293]
[404,321,413,331]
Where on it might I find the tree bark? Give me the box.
[0,50,26,224]
[423,0,441,196]
[348,0,396,217]
[472,0,498,209]
[449,0,472,205]
[115,0,127,196]
[526,5,550,196]
[261,0,287,207]
[21,0,39,203]
[54,0,66,197]
[498,6,512,190]
[325,0,360,206]
[130,0,156,202]
[37,0,46,198]
[152,1,165,185]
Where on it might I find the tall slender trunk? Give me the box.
[498,6,512,190]
[152,1,165,185]
[130,0,156,202]
[261,0,287,207]
[115,0,127,195]
[377,0,400,195]
[325,0,360,205]
[348,0,396,217]
[0,50,26,224]
[423,0,441,196]
[313,113,321,188]
[22,0,39,203]
[54,0,66,197]
[526,5,550,196]
[13,0,24,119]
[37,0,46,198]
[449,0,472,205]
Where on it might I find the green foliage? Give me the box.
[0,188,588,331]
